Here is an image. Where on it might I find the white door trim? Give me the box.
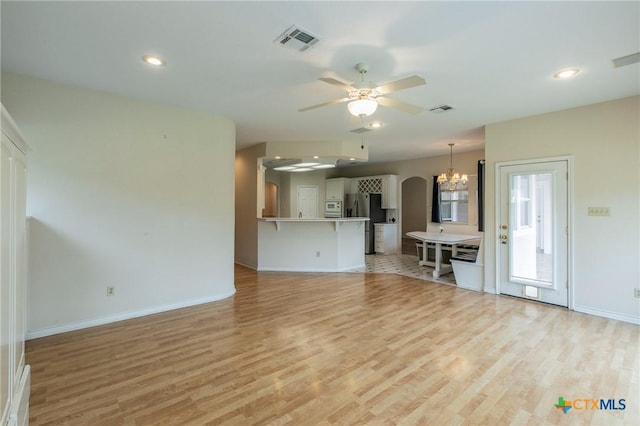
[494,155,574,309]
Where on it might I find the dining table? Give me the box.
[405,231,481,278]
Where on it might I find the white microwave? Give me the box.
[325,201,342,218]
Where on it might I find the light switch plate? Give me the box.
[588,207,610,216]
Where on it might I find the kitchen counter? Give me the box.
[257,217,368,272]
[260,217,369,221]
[259,217,368,231]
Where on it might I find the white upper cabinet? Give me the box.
[325,177,351,201]
[381,175,397,209]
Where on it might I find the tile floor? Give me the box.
[350,253,457,286]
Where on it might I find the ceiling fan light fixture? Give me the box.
[347,98,378,118]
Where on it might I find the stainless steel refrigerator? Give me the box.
[346,193,386,254]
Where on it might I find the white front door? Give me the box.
[497,159,569,307]
[297,186,318,218]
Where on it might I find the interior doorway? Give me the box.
[401,177,427,255]
[263,182,278,217]
[296,185,318,218]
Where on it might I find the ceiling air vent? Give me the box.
[429,104,454,113]
[350,127,372,134]
[612,52,640,68]
[274,25,320,52]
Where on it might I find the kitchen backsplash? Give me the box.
[386,209,397,223]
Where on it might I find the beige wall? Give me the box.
[2,73,237,337]
[485,95,639,323]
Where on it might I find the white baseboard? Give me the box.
[26,289,236,340]
[573,304,640,325]
[234,261,256,270]
[457,284,483,292]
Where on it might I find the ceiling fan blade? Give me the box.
[319,77,355,91]
[376,75,426,95]
[298,97,351,112]
[376,97,424,115]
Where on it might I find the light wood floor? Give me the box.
[27,265,639,425]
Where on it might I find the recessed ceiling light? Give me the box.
[274,156,281,159]
[292,162,320,167]
[349,158,356,161]
[142,55,166,67]
[312,164,335,169]
[291,168,313,172]
[313,155,319,159]
[274,166,296,171]
[553,68,580,79]
[368,121,383,129]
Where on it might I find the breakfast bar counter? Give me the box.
[257,217,368,272]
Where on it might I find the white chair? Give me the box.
[450,238,484,291]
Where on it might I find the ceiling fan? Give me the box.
[298,62,427,118]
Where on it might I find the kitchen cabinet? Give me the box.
[325,177,351,201]
[381,174,397,209]
[1,105,30,426]
[374,223,398,254]
[352,175,397,209]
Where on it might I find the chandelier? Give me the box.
[437,143,468,191]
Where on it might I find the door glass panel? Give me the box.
[509,173,553,284]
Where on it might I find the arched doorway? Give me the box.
[401,177,427,254]
[263,182,279,217]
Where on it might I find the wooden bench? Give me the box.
[415,241,479,264]
[450,238,484,291]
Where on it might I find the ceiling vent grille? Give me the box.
[612,52,640,68]
[350,127,372,134]
[429,104,454,113]
[274,25,320,52]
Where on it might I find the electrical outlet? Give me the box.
[588,207,610,216]
[107,286,115,296]
[634,288,640,298]
[316,251,321,257]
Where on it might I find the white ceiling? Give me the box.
[2,1,638,163]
